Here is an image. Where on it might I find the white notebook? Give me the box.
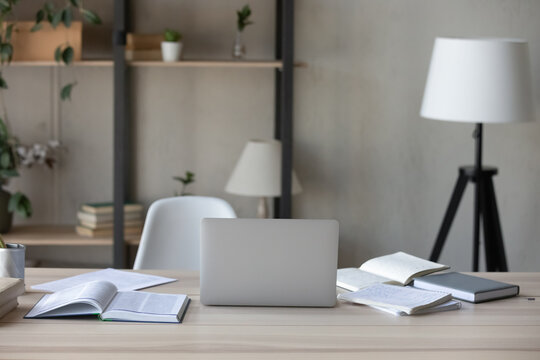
[32,268,176,292]
[337,251,449,291]
[338,283,452,315]
[26,281,190,323]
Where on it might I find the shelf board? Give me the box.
[5,60,307,69]
[2,225,140,246]
[129,60,284,68]
[8,60,113,67]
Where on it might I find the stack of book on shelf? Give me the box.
[337,251,520,316]
[0,277,25,319]
[76,202,144,238]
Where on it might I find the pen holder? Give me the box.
[0,243,25,279]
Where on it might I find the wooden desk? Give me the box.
[1,269,539,359]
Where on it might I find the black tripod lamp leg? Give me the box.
[485,177,508,271]
[430,172,469,262]
[480,176,497,271]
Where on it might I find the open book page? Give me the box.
[359,252,449,285]
[337,283,452,315]
[101,291,189,322]
[32,268,176,292]
[337,268,400,291]
[370,299,462,316]
[26,281,117,318]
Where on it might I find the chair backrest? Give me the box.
[133,196,236,270]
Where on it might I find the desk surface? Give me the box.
[1,269,539,359]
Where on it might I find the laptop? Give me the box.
[200,218,339,307]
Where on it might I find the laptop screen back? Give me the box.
[200,218,339,307]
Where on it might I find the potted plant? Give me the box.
[0,233,25,279]
[173,171,195,196]
[232,4,253,59]
[0,1,100,233]
[0,118,61,233]
[161,28,183,62]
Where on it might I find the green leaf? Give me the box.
[0,74,7,89]
[31,23,43,32]
[8,192,21,212]
[0,117,8,140]
[0,43,13,63]
[0,168,18,177]
[35,9,45,24]
[69,0,80,7]
[9,192,32,218]
[0,152,10,168]
[81,8,102,25]
[51,10,63,28]
[45,3,55,22]
[63,7,72,27]
[5,24,13,42]
[60,82,76,101]
[54,45,62,63]
[62,46,74,65]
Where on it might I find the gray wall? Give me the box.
[5,0,540,270]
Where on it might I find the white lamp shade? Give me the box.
[421,38,536,124]
[225,139,302,197]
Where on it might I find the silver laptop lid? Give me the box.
[200,218,339,307]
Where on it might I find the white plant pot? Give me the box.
[161,41,182,62]
[0,243,25,279]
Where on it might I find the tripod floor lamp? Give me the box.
[420,38,536,271]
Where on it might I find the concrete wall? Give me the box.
[5,0,540,270]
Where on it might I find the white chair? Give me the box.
[133,196,236,270]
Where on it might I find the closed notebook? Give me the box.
[412,272,519,303]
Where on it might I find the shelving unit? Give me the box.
[8,60,306,68]
[112,0,296,268]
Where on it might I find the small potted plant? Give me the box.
[232,4,253,59]
[0,234,25,279]
[161,28,183,62]
[173,171,195,196]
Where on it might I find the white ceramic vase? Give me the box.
[161,41,182,62]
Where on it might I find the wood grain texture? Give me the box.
[1,269,539,359]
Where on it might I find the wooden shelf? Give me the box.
[8,60,113,67]
[6,60,306,68]
[129,60,307,68]
[2,225,140,246]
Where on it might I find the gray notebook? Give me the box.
[412,272,519,303]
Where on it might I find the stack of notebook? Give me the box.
[336,252,519,316]
[0,277,25,319]
[76,202,144,238]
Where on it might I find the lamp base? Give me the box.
[257,197,269,219]
[429,166,508,272]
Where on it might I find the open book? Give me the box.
[338,283,454,315]
[26,281,190,323]
[337,251,449,291]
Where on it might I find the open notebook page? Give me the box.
[102,291,188,322]
[338,283,452,315]
[32,268,176,292]
[26,281,117,318]
[359,252,449,285]
[337,268,399,291]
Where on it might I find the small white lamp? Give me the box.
[421,37,536,271]
[225,139,302,218]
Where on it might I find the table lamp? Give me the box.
[225,139,302,218]
[421,37,536,271]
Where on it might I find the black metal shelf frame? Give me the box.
[112,0,295,268]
